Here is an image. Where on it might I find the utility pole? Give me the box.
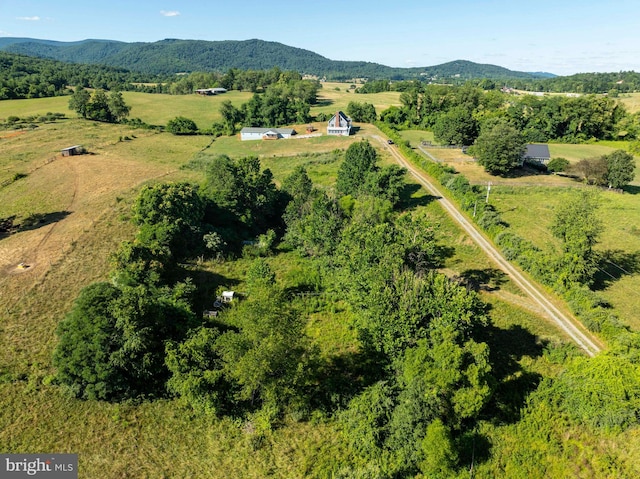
[486,182,492,203]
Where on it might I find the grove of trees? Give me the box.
[68,87,130,123]
[51,146,502,476]
[217,77,319,133]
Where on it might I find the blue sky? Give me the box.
[1,0,639,76]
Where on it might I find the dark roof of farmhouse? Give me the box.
[524,144,551,159]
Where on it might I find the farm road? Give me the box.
[372,135,604,357]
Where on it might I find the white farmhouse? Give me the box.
[327,111,352,136]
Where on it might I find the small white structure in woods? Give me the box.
[221,291,235,303]
[327,111,352,136]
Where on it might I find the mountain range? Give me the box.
[0,37,556,81]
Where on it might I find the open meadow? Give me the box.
[312,82,402,117]
[2,95,640,477]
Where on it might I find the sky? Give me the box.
[1,0,639,76]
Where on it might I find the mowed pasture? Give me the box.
[0,91,254,130]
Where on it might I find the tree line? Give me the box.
[379,83,631,143]
[0,52,155,99]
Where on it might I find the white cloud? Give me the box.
[160,10,180,17]
[0,30,13,36]
[17,16,41,21]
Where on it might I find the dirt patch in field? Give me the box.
[0,148,175,307]
[0,130,28,140]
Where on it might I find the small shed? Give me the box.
[61,145,83,157]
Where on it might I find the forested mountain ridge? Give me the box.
[0,37,553,80]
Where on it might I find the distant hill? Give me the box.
[0,37,555,81]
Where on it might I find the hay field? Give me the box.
[0,91,253,130]
[121,91,253,128]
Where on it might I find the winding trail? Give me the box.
[373,135,604,357]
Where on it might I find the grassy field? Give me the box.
[619,92,640,114]
[0,91,254,130]
[489,185,640,329]
[0,85,403,135]
[312,82,402,117]
[121,91,253,128]
[2,96,640,476]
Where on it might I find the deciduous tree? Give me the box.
[551,191,603,287]
[68,87,91,118]
[604,149,636,188]
[473,121,526,175]
[433,106,478,146]
[336,140,379,196]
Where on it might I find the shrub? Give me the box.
[547,157,570,173]
[166,116,199,135]
[557,354,640,432]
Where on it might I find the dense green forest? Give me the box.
[0,52,318,100]
[0,52,159,99]
[0,37,552,81]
